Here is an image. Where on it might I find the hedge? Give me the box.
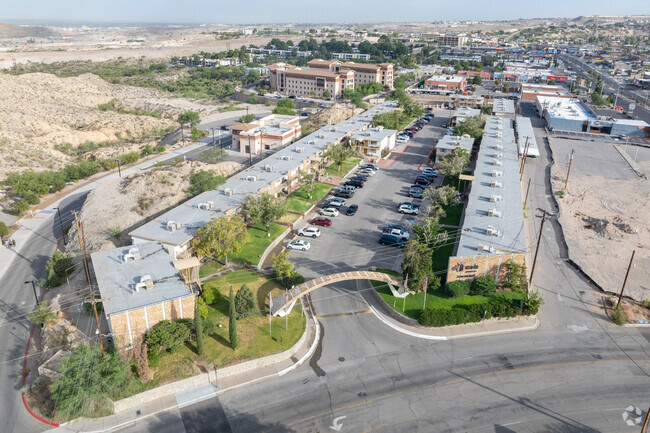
[445,280,470,298]
[418,295,523,327]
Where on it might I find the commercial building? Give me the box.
[452,107,481,125]
[332,53,371,61]
[447,117,526,282]
[424,75,467,92]
[307,59,394,89]
[536,96,596,132]
[228,114,302,156]
[514,116,540,157]
[410,93,485,109]
[129,102,400,259]
[520,84,572,102]
[350,127,397,159]
[434,135,475,164]
[268,62,355,99]
[458,70,493,80]
[91,242,198,349]
[434,33,468,47]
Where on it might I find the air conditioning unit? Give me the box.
[167,221,181,232]
[318,134,326,139]
[496,125,502,130]
[488,208,502,217]
[491,181,503,188]
[494,145,504,150]
[486,226,502,237]
[478,244,496,253]
[122,247,141,262]
[246,175,258,181]
[494,152,503,158]
[493,159,503,166]
[490,195,502,203]
[224,188,235,196]
[281,155,291,161]
[492,170,503,177]
[198,201,213,210]
[295,147,305,153]
[141,274,154,289]
[265,165,275,172]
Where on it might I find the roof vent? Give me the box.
[494,145,504,150]
[490,195,502,203]
[167,221,182,232]
[135,274,154,292]
[224,188,235,196]
[486,226,502,237]
[494,152,503,158]
[318,134,326,139]
[265,165,275,172]
[198,201,213,210]
[478,244,496,253]
[122,247,141,262]
[491,181,503,188]
[492,170,503,177]
[281,155,291,161]
[492,159,503,166]
[488,208,502,217]
[295,147,305,153]
[246,175,258,181]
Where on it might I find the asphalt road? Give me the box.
[0,191,88,433]
[117,109,650,432]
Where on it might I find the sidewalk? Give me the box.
[46,303,319,433]
[0,141,207,283]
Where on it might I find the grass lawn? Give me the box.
[199,260,225,279]
[285,182,333,214]
[433,229,457,278]
[324,157,362,177]
[230,222,288,265]
[285,195,312,214]
[440,203,463,227]
[152,270,305,384]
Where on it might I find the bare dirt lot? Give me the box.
[549,137,650,303]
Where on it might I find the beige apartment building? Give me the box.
[228,114,302,155]
[268,62,354,99]
[308,58,394,89]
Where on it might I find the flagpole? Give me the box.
[423,277,428,310]
[269,293,272,338]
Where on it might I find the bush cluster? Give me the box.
[418,295,523,327]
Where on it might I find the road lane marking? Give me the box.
[317,310,372,319]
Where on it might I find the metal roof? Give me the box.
[436,135,475,152]
[92,242,192,317]
[515,116,541,157]
[492,99,516,115]
[351,127,397,141]
[129,101,399,247]
[455,116,526,258]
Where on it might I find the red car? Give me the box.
[311,217,332,227]
[414,177,431,185]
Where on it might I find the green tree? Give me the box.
[502,82,510,94]
[424,185,459,209]
[45,251,74,287]
[437,149,469,178]
[0,221,8,239]
[13,199,29,215]
[27,301,56,325]
[145,320,191,355]
[401,240,433,292]
[322,90,331,99]
[452,115,485,139]
[234,284,256,317]
[240,113,256,123]
[240,193,287,237]
[194,299,204,356]
[247,96,259,104]
[190,127,201,140]
[191,214,249,265]
[471,276,497,297]
[501,261,527,292]
[297,172,316,199]
[273,98,296,115]
[271,250,296,287]
[446,280,471,298]
[324,142,356,177]
[229,286,238,349]
[178,111,201,128]
[187,170,226,197]
[24,191,40,205]
[412,215,448,250]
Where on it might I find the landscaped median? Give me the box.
[369,269,539,327]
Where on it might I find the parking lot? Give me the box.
[285,110,450,315]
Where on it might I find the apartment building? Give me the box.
[307,58,394,89]
[228,114,302,155]
[434,33,468,47]
[268,62,354,99]
[350,127,397,158]
[434,135,475,164]
[424,75,468,92]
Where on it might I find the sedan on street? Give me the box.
[286,239,311,251]
[345,204,358,216]
[398,202,420,215]
[311,217,332,227]
[297,227,321,238]
[319,207,340,217]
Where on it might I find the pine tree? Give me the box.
[194,297,204,356]
[228,286,238,350]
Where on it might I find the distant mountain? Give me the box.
[0,23,61,38]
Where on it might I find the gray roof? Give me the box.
[492,99,516,115]
[351,127,397,141]
[515,116,541,157]
[129,101,399,247]
[453,108,481,119]
[436,135,475,152]
[92,242,192,317]
[455,116,526,258]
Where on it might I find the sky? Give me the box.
[2,0,649,25]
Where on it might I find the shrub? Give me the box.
[284,271,305,289]
[13,199,30,214]
[523,291,544,315]
[187,170,226,197]
[145,320,191,356]
[471,276,497,297]
[28,301,57,325]
[642,300,650,309]
[488,295,522,318]
[234,284,255,317]
[247,96,259,104]
[200,284,221,305]
[197,297,208,320]
[612,306,627,325]
[120,152,140,164]
[155,145,166,153]
[109,225,123,238]
[0,221,9,239]
[190,127,200,140]
[140,145,154,156]
[45,251,74,287]
[24,191,40,205]
[445,280,470,298]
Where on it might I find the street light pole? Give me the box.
[24,280,39,305]
[114,160,121,178]
[616,250,635,309]
[211,128,215,146]
[53,207,67,245]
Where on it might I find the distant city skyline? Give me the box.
[2,1,649,26]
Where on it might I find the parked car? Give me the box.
[350,176,368,182]
[417,173,436,182]
[384,222,408,232]
[319,207,340,217]
[357,169,375,176]
[345,180,365,189]
[324,198,345,208]
[398,202,420,215]
[379,233,406,247]
[362,163,379,171]
[414,177,431,186]
[409,188,424,198]
[410,184,427,190]
[442,123,448,128]
[383,227,410,240]
[286,239,310,251]
[345,204,358,216]
[298,227,321,238]
[422,168,439,177]
[334,189,354,198]
[311,217,332,227]
[341,185,356,194]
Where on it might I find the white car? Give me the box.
[319,207,340,217]
[286,239,311,251]
[384,228,410,240]
[298,227,321,238]
[398,203,420,215]
[357,169,375,176]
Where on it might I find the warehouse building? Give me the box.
[536,96,596,132]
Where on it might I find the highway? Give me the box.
[117,109,650,432]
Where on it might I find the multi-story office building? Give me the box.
[268,62,355,99]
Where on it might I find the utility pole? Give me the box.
[24,280,39,305]
[616,250,635,309]
[211,128,215,146]
[640,406,650,433]
[519,137,529,173]
[90,285,104,357]
[530,209,553,290]
[523,178,531,209]
[564,149,574,191]
[53,207,67,245]
[74,212,90,285]
[114,160,121,178]
[519,138,530,181]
